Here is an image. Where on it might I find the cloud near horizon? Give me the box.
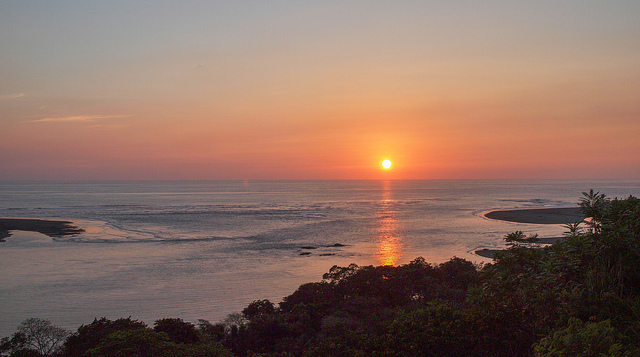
[27,115,131,123]
[0,93,25,99]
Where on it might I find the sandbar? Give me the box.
[475,207,584,258]
[0,218,84,242]
[474,236,564,259]
[483,207,583,224]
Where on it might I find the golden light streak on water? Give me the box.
[375,181,403,266]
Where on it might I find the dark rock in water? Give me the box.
[301,246,317,250]
[319,253,335,256]
[300,252,311,256]
[328,243,346,247]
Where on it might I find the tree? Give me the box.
[579,189,608,232]
[61,318,232,357]
[86,328,171,357]
[242,300,275,320]
[221,313,247,334]
[195,320,225,343]
[387,301,472,357]
[153,318,200,344]
[504,230,540,248]
[61,317,146,356]
[1,332,34,357]
[1,318,70,357]
[86,327,234,357]
[562,221,584,238]
[534,318,638,356]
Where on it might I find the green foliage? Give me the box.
[534,318,639,357]
[387,301,472,356]
[153,318,200,344]
[61,317,147,356]
[87,328,171,357]
[504,230,540,248]
[562,221,584,238]
[58,317,232,357]
[86,327,233,357]
[579,189,609,231]
[279,282,333,314]
[243,300,276,320]
[196,319,226,342]
[81,325,229,357]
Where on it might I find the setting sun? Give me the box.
[382,159,392,170]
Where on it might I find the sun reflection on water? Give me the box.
[375,181,403,266]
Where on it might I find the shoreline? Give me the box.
[482,206,583,225]
[475,206,584,258]
[0,218,85,242]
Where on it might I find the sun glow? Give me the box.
[382,159,392,170]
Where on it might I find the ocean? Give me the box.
[1,180,638,336]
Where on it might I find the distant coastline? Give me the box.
[475,206,585,258]
[0,218,84,241]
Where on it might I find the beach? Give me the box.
[483,206,583,224]
[0,218,84,241]
[475,206,584,258]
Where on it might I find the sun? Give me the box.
[381,159,392,170]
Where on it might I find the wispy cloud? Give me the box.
[0,93,25,99]
[28,115,130,123]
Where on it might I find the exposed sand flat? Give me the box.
[474,248,500,259]
[475,236,565,259]
[483,206,584,224]
[475,206,584,258]
[0,218,84,241]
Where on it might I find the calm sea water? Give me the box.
[1,180,639,336]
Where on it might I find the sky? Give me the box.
[1,1,639,180]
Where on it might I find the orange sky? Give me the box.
[1,2,639,180]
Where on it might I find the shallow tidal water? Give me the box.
[1,180,638,336]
